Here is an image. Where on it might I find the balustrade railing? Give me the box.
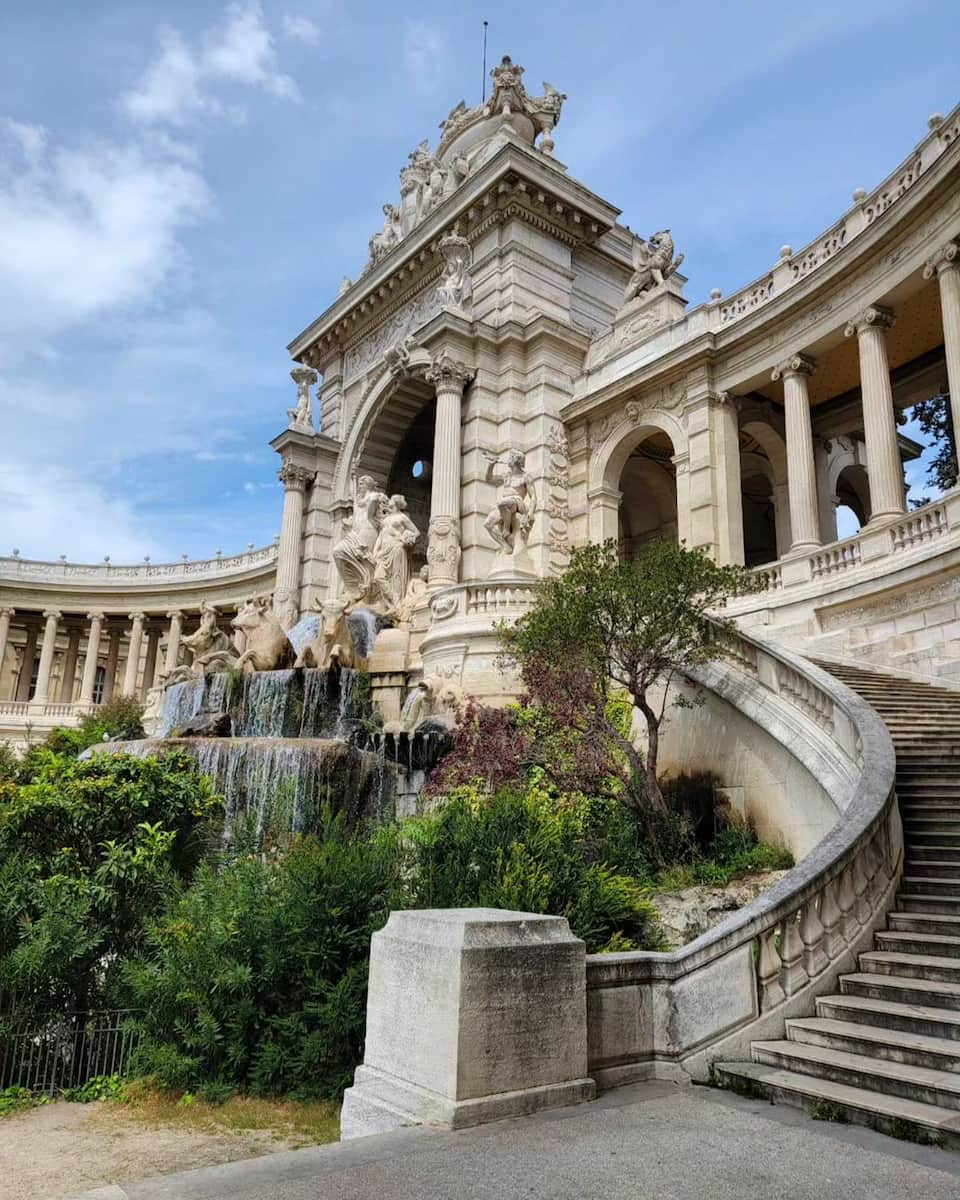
[585,631,898,1085]
[0,544,278,586]
[890,503,948,551]
[810,540,862,579]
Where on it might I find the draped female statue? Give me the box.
[332,476,388,604]
[372,495,421,608]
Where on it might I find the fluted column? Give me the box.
[33,609,61,705]
[0,608,13,685]
[772,354,821,553]
[79,612,104,704]
[275,462,314,627]
[164,610,184,674]
[142,625,162,696]
[103,625,122,702]
[844,306,905,520]
[425,353,474,586]
[16,623,38,701]
[122,612,145,696]
[924,240,960,450]
[58,625,82,702]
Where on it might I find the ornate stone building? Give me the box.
[2,58,959,742]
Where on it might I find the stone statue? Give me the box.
[483,449,538,554]
[397,564,430,625]
[180,601,237,676]
[372,495,421,610]
[399,679,433,732]
[294,602,354,670]
[332,476,389,605]
[436,231,472,309]
[231,598,288,672]
[287,366,317,431]
[367,204,401,268]
[624,230,685,303]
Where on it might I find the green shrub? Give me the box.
[404,785,666,953]
[126,812,404,1099]
[62,1074,125,1103]
[0,1085,47,1116]
[39,695,145,761]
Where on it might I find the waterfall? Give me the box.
[157,677,207,737]
[234,670,297,738]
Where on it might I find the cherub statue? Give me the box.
[483,448,538,554]
[624,230,685,303]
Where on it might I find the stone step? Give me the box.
[897,784,960,795]
[859,950,960,984]
[888,910,960,936]
[751,1039,960,1112]
[901,858,960,876]
[875,928,960,957]
[899,875,960,896]
[898,893,960,914]
[786,1016,960,1072]
[902,821,960,840]
[898,801,960,815]
[907,844,960,860]
[840,970,960,1009]
[816,992,960,1041]
[714,1061,960,1146]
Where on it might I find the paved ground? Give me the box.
[68,1081,960,1200]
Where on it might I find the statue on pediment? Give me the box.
[624,230,685,303]
[367,204,401,268]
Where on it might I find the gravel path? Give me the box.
[3,1101,293,1200]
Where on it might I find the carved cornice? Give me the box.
[771,353,816,382]
[923,238,959,279]
[844,305,895,338]
[425,352,475,391]
[278,462,315,491]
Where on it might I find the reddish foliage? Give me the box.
[423,699,530,797]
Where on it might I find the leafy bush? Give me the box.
[126,812,404,1099]
[405,784,666,953]
[39,695,145,761]
[62,1073,125,1103]
[0,1085,47,1116]
[0,751,220,1017]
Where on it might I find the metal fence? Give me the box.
[0,1009,141,1095]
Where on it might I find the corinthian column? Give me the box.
[33,609,61,705]
[122,612,146,696]
[275,462,314,627]
[424,353,474,586]
[103,625,122,702]
[142,625,162,696]
[924,240,960,448]
[58,625,82,702]
[79,611,104,704]
[845,306,905,521]
[0,608,13,684]
[772,354,821,553]
[164,610,184,674]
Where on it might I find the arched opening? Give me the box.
[617,431,678,561]
[835,463,871,534]
[741,467,778,567]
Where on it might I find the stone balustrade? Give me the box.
[0,543,278,585]
[736,491,960,610]
[585,632,897,1086]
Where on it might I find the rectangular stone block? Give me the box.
[341,908,595,1138]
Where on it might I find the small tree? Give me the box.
[502,539,751,819]
[907,392,957,508]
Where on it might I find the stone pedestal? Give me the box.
[340,908,594,1139]
[613,277,687,340]
[488,548,535,579]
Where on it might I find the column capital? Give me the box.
[42,608,61,622]
[844,305,895,337]
[0,606,15,618]
[85,610,105,622]
[278,461,315,491]
[165,609,184,621]
[425,352,475,391]
[923,239,959,280]
[771,353,816,382]
[128,611,146,623]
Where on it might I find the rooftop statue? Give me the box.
[624,230,685,303]
[361,55,566,275]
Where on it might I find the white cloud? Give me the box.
[0,125,209,337]
[283,13,322,45]
[0,460,170,563]
[122,2,299,127]
[402,21,450,93]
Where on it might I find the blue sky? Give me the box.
[0,0,956,563]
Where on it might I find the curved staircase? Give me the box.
[717,662,960,1146]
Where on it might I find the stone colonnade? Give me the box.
[0,607,203,708]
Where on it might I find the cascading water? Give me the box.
[103,665,441,846]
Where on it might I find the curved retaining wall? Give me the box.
[586,632,899,1087]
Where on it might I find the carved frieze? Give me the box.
[344,289,442,385]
